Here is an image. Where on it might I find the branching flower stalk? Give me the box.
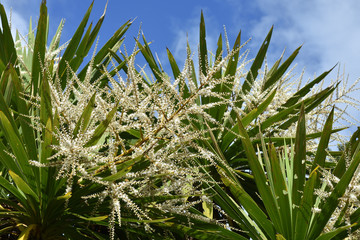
[11,6,360,237]
[23,38,248,237]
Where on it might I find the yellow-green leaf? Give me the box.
[9,171,38,201]
[56,191,72,201]
[202,199,213,219]
[18,224,37,240]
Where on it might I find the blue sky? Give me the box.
[2,0,360,130]
[3,0,360,79]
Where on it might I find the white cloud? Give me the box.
[240,0,360,132]
[8,8,28,37]
[1,1,37,38]
[169,0,360,134]
[232,0,360,81]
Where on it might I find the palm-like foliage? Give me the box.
[137,10,360,239]
[0,2,237,239]
[213,106,360,239]
[0,2,132,239]
[0,1,360,240]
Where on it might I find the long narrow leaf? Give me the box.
[292,104,306,210]
[9,171,38,201]
[58,1,94,88]
[309,146,360,238]
[263,46,301,89]
[84,102,118,147]
[0,111,32,180]
[31,1,47,96]
[236,113,283,233]
[240,26,273,96]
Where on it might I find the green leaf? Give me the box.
[210,30,241,128]
[236,112,282,234]
[311,107,334,171]
[219,168,276,239]
[0,226,16,235]
[58,1,94,88]
[135,34,163,82]
[7,65,37,161]
[49,19,64,50]
[0,111,32,180]
[268,143,292,238]
[31,1,47,96]
[133,194,194,204]
[314,223,356,240]
[276,234,286,240]
[71,212,108,222]
[202,199,213,219]
[78,20,131,83]
[70,5,107,72]
[0,73,20,139]
[122,217,174,224]
[18,224,37,240]
[221,89,277,151]
[167,48,190,99]
[294,167,318,239]
[224,31,241,77]
[167,48,181,80]
[0,3,18,67]
[68,21,93,71]
[9,170,38,201]
[292,103,306,209]
[240,26,273,96]
[333,127,360,178]
[40,70,52,125]
[73,93,96,137]
[199,11,208,77]
[309,145,360,238]
[83,102,118,147]
[214,33,223,79]
[56,191,72,201]
[0,140,22,176]
[248,87,333,137]
[250,127,345,148]
[281,65,336,109]
[159,221,248,240]
[263,45,301,89]
[0,176,27,203]
[205,177,267,240]
[40,118,53,164]
[102,156,143,182]
[278,85,336,130]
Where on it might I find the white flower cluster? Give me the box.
[16,19,360,238]
[25,41,245,236]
